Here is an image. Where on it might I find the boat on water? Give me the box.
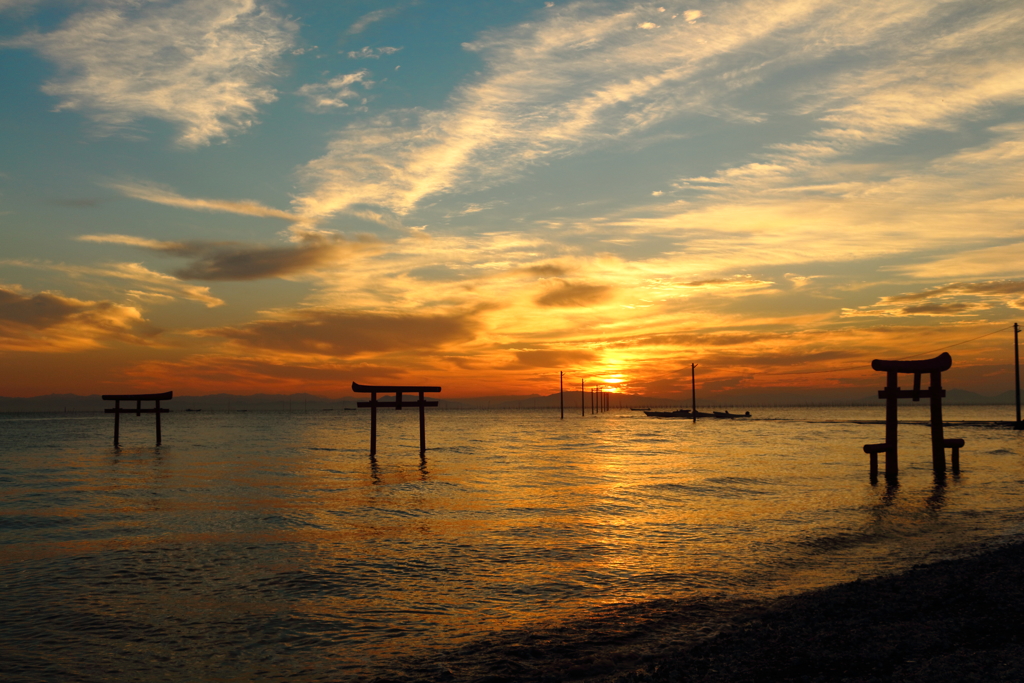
[644,409,717,418]
[713,410,751,419]
[646,409,751,418]
[641,364,752,419]
[644,409,690,417]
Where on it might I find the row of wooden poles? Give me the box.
[557,371,612,419]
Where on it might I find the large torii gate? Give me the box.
[101,391,172,448]
[352,382,441,455]
[862,352,964,479]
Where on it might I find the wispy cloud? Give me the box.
[346,7,400,35]
[0,0,38,13]
[894,242,1024,280]
[109,182,297,221]
[346,46,402,59]
[297,71,372,110]
[7,0,296,146]
[3,259,224,307]
[843,280,1024,317]
[293,0,1024,230]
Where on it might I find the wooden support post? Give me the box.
[560,371,564,420]
[114,399,120,448]
[155,399,162,446]
[419,391,426,453]
[371,393,379,452]
[1015,322,1021,425]
[581,380,585,417]
[930,370,945,473]
[885,371,898,477]
[691,363,697,423]
[869,449,878,481]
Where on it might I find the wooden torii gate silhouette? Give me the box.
[863,352,964,479]
[352,382,441,455]
[102,391,172,448]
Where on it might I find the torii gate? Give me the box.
[352,382,441,455]
[862,352,964,479]
[102,391,172,448]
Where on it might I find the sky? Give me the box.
[1,0,1023,400]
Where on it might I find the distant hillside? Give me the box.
[854,388,1019,406]
[0,393,355,413]
[0,387,1017,412]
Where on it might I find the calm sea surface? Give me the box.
[2,406,1023,681]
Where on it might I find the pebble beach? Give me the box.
[373,537,1024,682]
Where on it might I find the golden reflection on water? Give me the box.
[1,406,1022,679]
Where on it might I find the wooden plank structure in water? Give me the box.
[352,382,441,455]
[862,352,964,480]
[101,391,172,448]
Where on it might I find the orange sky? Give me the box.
[2,0,1023,400]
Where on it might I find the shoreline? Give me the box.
[378,538,1024,682]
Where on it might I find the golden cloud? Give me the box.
[512,349,600,368]
[80,232,382,281]
[205,308,483,358]
[0,286,160,351]
[535,279,613,307]
[843,280,1024,317]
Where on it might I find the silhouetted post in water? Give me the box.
[352,382,440,454]
[863,352,964,480]
[581,379,585,417]
[101,391,172,447]
[1015,322,1021,426]
[691,363,697,423]
[560,371,564,419]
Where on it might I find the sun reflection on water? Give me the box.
[0,406,1021,679]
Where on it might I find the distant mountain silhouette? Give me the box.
[0,387,1017,413]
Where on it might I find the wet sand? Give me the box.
[374,538,1024,682]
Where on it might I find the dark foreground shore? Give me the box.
[376,539,1024,683]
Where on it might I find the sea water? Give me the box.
[1,406,1022,681]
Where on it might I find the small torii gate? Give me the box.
[102,391,172,448]
[352,382,441,455]
[863,352,964,479]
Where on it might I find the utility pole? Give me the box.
[1015,323,1021,425]
[691,363,698,423]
